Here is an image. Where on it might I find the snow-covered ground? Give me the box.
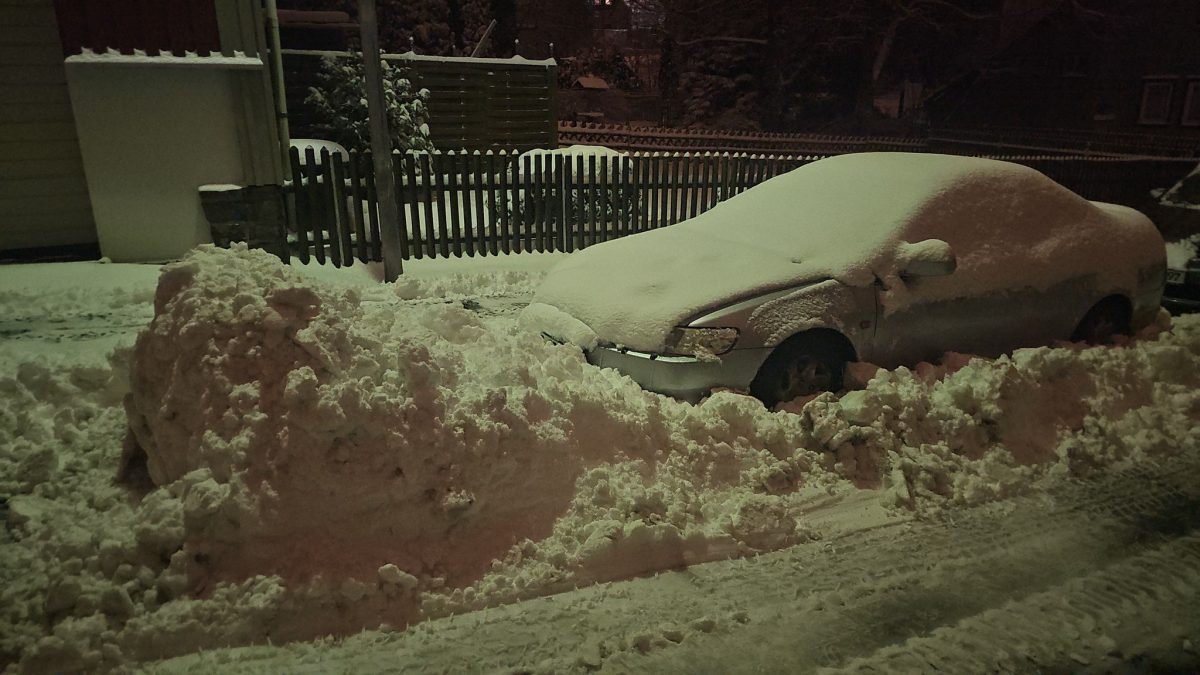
[1,246,1198,673]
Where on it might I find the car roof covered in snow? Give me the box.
[684,152,1084,261]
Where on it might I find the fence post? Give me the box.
[555,153,568,252]
[532,153,545,252]
[522,153,535,252]
[720,153,733,204]
[561,152,576,249]
[471,150,486,256]
[432,153,450,258]
[597,154,610,243]
[499,150,512,255]
[402,153,422,259]
[332,151,356,264]
[649,153,662,229]
[688,153,701,218]
[346,151,368,263]
[364,152,382,261]
[630,153,643,234]
[304,147,325,264]
[389,151,410,261]
[586,153,598,246]
[485,150,499,256]
[671,154,682,223]
[574,154,586,249]
[619,153,628,237]
[446,150,463,257]
[321,149,344,267]
[288,147,310,264]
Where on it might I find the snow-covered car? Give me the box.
[1164,234,1200,313]
[289,138,350,165]
[512,145,628,180]
[525,152,1167,406]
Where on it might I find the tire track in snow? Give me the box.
[625,458,1200,674]
[828,533,1200,674]
[0,309,153,343]
[148,453,1200,674]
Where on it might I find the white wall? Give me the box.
[65,57,262,262]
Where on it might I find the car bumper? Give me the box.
[586,346,772,402]
[1163,278,1200,315]
[1163,293,1200,315]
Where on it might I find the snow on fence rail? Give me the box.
[282,146,1195,267]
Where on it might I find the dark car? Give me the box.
[1164,234,1200,314]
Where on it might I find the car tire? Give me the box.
[750,333,848,408]
[1071,296,1132,345]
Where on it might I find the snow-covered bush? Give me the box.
[306,55,435,154]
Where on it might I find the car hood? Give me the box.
[533,225,819,352]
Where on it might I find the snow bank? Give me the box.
[0,261,159,321]
[1167,234,1199,269]
[120,246,841,642]
[3,245,1197,671]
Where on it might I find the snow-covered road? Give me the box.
[150,454,1200,673]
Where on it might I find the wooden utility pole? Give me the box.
[358,0,404,280]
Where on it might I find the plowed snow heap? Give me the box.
[121,245,1200,641]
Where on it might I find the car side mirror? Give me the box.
[897,239,956,278]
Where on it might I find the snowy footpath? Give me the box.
[1,246,1198,674]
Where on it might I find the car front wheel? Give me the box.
[750,334,849,408]
[1071,296,1132,345]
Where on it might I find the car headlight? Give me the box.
[665,327,739,357]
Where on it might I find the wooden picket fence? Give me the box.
[282,147,1196,266]
[283,146,820,265]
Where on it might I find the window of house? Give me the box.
[1183,81,1200,126]
[1138,79,1174,125]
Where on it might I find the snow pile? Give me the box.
[1167,234,1199,269]
[0,350,301,672]
[3,245,1198,671]
[0,262,157,322]
[119,246,840,650]
[857,318,1199,510]
[388,269,542,301]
